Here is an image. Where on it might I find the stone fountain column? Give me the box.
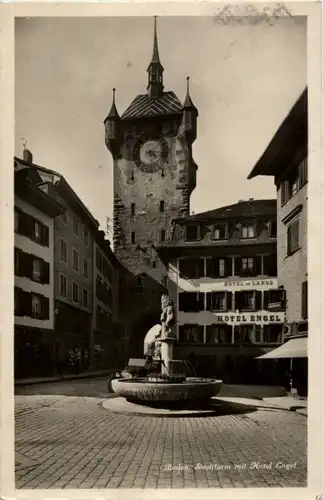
[160,294,177,375]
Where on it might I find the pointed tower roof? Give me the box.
[107,88,120,119]
[183,77,197,111]
[148,16,164,69]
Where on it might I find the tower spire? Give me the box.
[183,76,197,110]
[147,16,164,98]
[107,88,120,119]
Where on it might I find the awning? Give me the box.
[256,337,307,359]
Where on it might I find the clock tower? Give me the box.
[104,17,198,283]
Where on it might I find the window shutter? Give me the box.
[205,258,213,278]
[206,292,212,311]
[263,255,269,275]
[198,292,205,311]
[263,291,269,310]
[14,248,22,276]
[235,291,241,311]
[22,290,32,317]
[255,291,262,310]
[281,180,286,205]
[301,281,308,319]
[225,258,232,277]
[226,292,232,311]
[41,261,50,284]
[255,256,262,275]
[235,257,242,276]
[288,220,300,254]
[42,224,50,247]
[197,259,204,278]
[42,296,50,320]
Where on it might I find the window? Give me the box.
[14,209,19,232]
[213,224,227,240]
[83,258,89,278]
[206,258,232,278]
[186,224,199,242]
[131,232,136,244]
[287,219,300,255]
[281,157,308,205]
[263,254,277,276]
[160,200,165,213]
[61,211,67,224]
[178,292,204,312]
[131,203,136,216]
[206,325,232,344]
[178,325,204,343]
[72,282,79,303]
[254,325,262,343]
[73,216,79,236]
[241,257,255,275]
[263,289,286,311]
[206,292,226,311]
[179,258,204,279]
[263,325,282,343]
[235,291,262,311]
[84,227,89,246]
[235,256,262,277]
[241,224,255,239]
[269,221,277,238]
[234,325,254,344]
[72,249,79,271]
[83,288,88,308]
[160,230,166,242]
[34,221,42,242]
[96,248,102,272]
[59,274,67,298]
[32,259,42,282]
[302,281,308,319]
[60,239,67,263]
[31,295,42,319]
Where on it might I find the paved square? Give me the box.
[15,379,307,489]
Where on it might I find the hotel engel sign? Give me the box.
[178,310,286,325]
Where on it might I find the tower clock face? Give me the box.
[133,137,168,173]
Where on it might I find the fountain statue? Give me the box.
[111,293,223,408]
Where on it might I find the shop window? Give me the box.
[234,325,254,343]
[178,292,204,312]
[185,224,200,242]
[254,325,262,343]
[287,219,300,255]
[179,258,204,279]
[205,325,232,344]
[178,324,204,343]
[213,224,227,240]
[263,325,282,343]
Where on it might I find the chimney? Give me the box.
[249,198,254,202]
[23,149,33,164]
[238,200,244,203]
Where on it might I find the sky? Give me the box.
[15,16,306,233]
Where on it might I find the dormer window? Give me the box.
[241,224,256,239]
[213,224,227,240]
[186,224,200,242]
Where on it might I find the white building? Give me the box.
[14,151,63,379]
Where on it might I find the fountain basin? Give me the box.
[111,377,223,403]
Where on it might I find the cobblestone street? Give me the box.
[15,378,307,489]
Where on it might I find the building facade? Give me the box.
[14,154,63,378]
[157,199,287,384]
[248,89,308,395]
[104,17,198,285]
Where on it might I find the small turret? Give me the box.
[104,88,122,158]
[180,77,198,143]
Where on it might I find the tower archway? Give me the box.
[127,314,158,359]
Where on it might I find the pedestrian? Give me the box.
[74,347,81,375]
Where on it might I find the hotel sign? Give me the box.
[224,279,277,290]
[215,312,285,324]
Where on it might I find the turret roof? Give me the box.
[121,91,182,120]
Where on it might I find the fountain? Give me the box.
[110,294,223,411]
